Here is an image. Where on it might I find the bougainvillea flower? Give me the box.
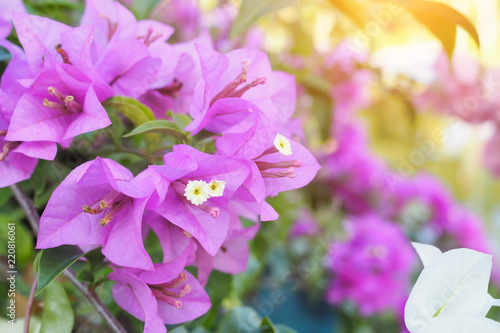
[189,44,295,124]
[139,30,213,117]
[0,0,25,38]
[289,209,320,239]
[144,211,194,264]
[81,0,176,98]
[326,215,415,316]
[151,0,201,42]
[109,261,210,333]
[0,89,57,187]
[150,144,250,256]
[195,209,260,285]
[5,63,111,146]
[324,123,394,214]
[37,157,154,270]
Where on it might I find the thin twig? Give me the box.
[24,274,38,333]
[63,269,126,333]
[10,184,39,234]
[10,185,127,333]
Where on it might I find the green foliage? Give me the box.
[218,306,297,333]
[0,216,33,268]
[124,119,188,142]
[35,245,84,296]
[230,0,299,38]
[103,96,159,152]
[40,281,74,333]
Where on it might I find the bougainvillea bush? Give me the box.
[1,0,500,332]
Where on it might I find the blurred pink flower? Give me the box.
[325,215,416,317]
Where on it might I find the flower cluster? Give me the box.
[312,47,498,323]
[0,0,320,331]
[322,121,498,318]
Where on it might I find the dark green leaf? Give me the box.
[230,0,299,38]
[108,111,125,146]
[40,281,74,333]
[76,269,94,284]
[35,245,84,296]
[124,120,188,142]
[0,187,12,207]
[83,246,105,272]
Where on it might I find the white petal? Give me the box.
[405,248,492,332]
[424,313,500,333]
[412,242,442,267]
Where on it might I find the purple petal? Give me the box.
[156,271,211,324]
[102,198,153,270]
[109,269,166,333]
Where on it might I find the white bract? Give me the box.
[405,242,500,332]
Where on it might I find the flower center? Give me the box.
[156,78,183,97]
[43,86,82,115]
[210,59,267,107]
[137,26,163,46]
[149,272,191,309]
[0,138,20,162]
[82,191,129,226]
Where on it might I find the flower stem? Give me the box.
[24,273,38,333]
[10,184,127,333]
[10,184,39,235]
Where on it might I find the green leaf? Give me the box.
[83,246,105,272]
[260,317,277,333]
[167,110,193,130]
[103,96,158,151]
[169,326,190,333]
[35,245,84,296]
[40,281,74,333]
[103,96,155,124]
[0,217,33,268]
[0,187,12,207]
[404,1,480,58]
[218,306,261,333]
[107,111,125,146]
[76,269,94,284]
[230,0,299,38]
[327,0,368,28]
[124,120,188,142]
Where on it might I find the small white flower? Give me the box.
[184,180,210,206]
[274,133,292,155]
[206,180,225,197]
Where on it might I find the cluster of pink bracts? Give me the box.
[0,1,320,331]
